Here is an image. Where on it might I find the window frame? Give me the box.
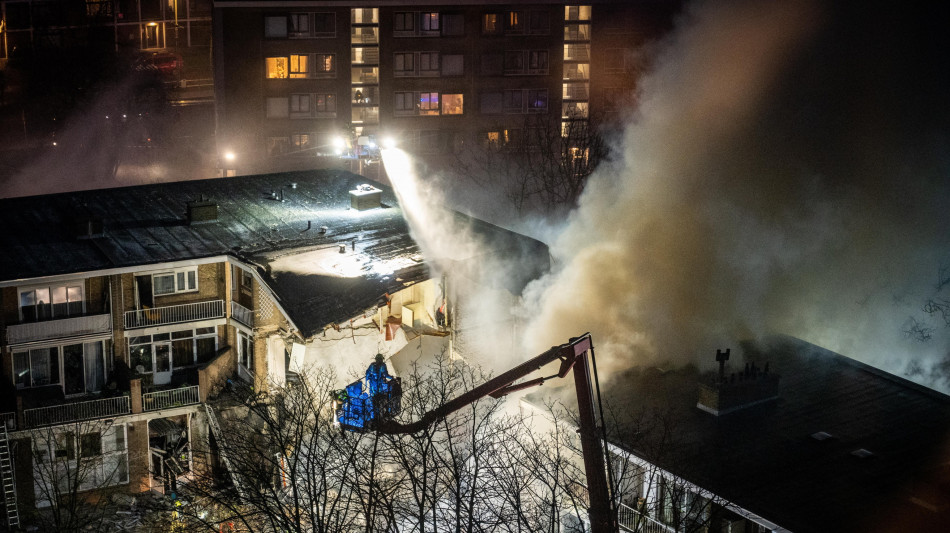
[482,13,501,35]
[264,15,288,38]
[152,267,198,296]
[18,282,85,322]
[265,56,289,79]
[290,93,311,118]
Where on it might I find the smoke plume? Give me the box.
[521,0,950,388]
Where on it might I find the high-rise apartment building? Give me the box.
[212,1,675,175]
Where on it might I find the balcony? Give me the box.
[124,299,224,329]
[22,396,131,428]
[618,503,670,533]
[231,301,254,328]
[143,385,200,412]
[5,313,111,345]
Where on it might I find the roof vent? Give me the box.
[350,184,381,211]
[187,199,218,224]
[697,351,779,416]
[72,217,104,239]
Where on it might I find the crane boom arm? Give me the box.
[373,333,615,533]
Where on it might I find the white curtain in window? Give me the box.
[84,342,104,393]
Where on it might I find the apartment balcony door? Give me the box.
[154,342,172,385]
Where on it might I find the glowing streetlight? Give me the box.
[224,151,236,162]
[333,136,346,155]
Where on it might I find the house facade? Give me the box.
[0,169,547,529]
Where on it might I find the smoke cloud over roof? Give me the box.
[521,0,950,389]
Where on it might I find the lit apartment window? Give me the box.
[316,54,335,76]
[265,57,288,79]
[564,43,591,61]
[482,13,500,35]
[290,54,309,78]
[19,283,84,322]
[441,94,463,115]
[503,89,548,113]
[292,133,312,152]
[152,267,198,296]
[264,15,287,38]
[563,82,589,100]
[564,62,590,80]
[564,23,590,41]
[506,11,524,34]
[562,101,589,119]
[395,92,440,116]
[419,92,439,115]
[527,89,548,112]
[421,12,440,33]
[565,5,592,21]
[290,94,311,117]
[351,8,378,24]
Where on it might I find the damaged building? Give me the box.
[0,169,547,528]
[567,336,950,532]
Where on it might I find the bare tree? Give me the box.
[454,112,607,214]
[24,418,130,532]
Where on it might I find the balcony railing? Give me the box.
[143,385,200,412]
[124,299,224,329]
[618,503,671,533]
[0,412,15,431]
[23,396,131,428]
[231,301,254,328]
[5,313,111,345]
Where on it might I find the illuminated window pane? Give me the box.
[441,94,463,115]
[265,57,288,79]
[482,13,500,35]
[290,54,309,78]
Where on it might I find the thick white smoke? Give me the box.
[521,0,950,389]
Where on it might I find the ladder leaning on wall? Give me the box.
[0,423,19,528]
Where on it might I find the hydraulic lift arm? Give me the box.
[374,333,616,533]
